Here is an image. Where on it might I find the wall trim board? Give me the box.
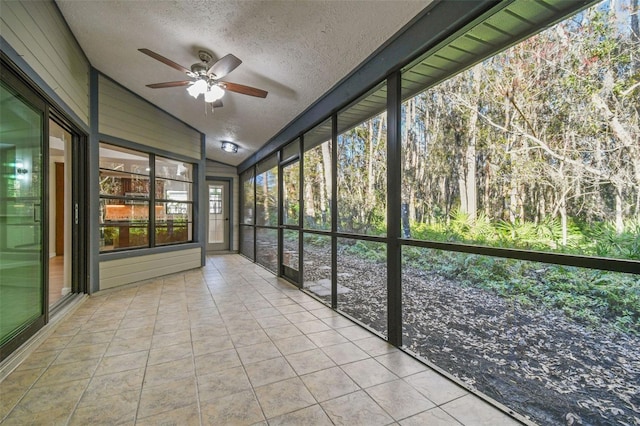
[89,67,100,294]
[99,242,202,262]
[198,133,206,266]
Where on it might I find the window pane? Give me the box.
[156,201,191,221]
[303,119,332,230]
[283,161,299,226]
[400,1,640,262]
[99,170,150,198]
[337,237,387,337]
[402,245,640,424]
[256,156,278,227]
[99,220,149,250]
[156,156,192,182]
[242,169,255,225]
[209,186,223,215]
[337,84,387,236]
[282,229,299,272]
[99,143,149,175]
[155,201,192,245]
[241,225,255,260]
[157,179,192,201]
[256,228,278,273]
[303,233,332,305]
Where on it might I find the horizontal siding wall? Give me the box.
[98,76,204,290]
[98,75,201,160]
[206,160,239,251]
[0,0,89,125]
[99,248,202,290]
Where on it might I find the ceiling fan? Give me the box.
[139,48,268,108]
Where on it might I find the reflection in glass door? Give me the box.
[0,79,45,353]
[281,160,300,282]
[49,120,73,308]
[207,181,229,251]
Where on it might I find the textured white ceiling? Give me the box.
[56,0,432,166]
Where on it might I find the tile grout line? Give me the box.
[132,278,164,425]
[64,291,133,425]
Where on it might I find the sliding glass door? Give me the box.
[0,76,46,356]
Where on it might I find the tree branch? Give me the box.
[474,108,610,180]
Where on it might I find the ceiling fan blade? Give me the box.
[211,99,223,108]
[138,48,190,74]
[146,81,192,89]
[207,54,242,79]
[222,82,268,98]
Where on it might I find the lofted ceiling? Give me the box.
[55,0,432,166]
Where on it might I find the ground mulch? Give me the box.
[302,243,640,426]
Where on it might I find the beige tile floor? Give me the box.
[0,254,521,425]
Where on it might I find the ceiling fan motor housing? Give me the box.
[190,62,208,76]
[198,50,213,64]
[189,51,214,77]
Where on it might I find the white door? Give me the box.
[207,181,229,251]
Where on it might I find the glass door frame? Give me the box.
[1,55,88,361]
[48,114,87,311]
[278,142,303,286]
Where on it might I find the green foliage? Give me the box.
[407,210,639,261]
[341,240,386,263]
[302,234,330,247]
[401,248,640,334]
[396,211,640,333]
[588,220,640,259]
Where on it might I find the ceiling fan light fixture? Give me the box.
[205,85,225,103]
[221,141,238,153]
[187,79,207,98]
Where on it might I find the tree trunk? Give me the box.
[519,184,525,222]
[615,187,624,234]
[321,142,332,214]
[466,66,481,220]
[483,154,491,218]
[305,180,315,220]
[509,184,517,226]
[367,121,375,209]
[401,203,411,238]
[560,194,568,246]
[263,174,270,223]
[631,0,639,44]
[457,135,468,218]
[316,163,325,221]
[538,189,546,223]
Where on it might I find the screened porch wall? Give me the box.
[236,0,639,424]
